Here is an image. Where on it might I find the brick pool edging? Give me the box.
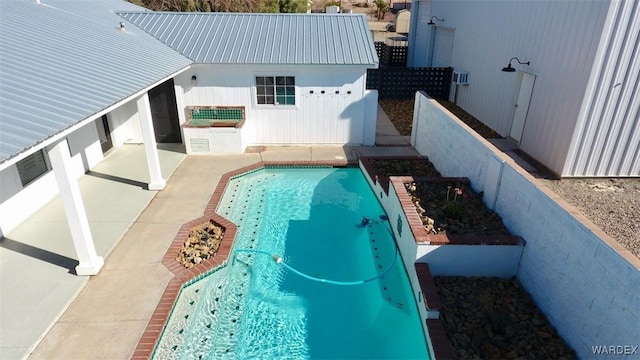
[131,160,352,359]
[388,176,524,246]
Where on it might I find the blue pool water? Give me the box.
[153,167,430,359]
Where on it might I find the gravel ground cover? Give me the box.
[379,98,640,259]
[435,277,577,360]
[367,157,441,177]
[538,177,640,258]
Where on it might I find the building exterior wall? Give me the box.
[411,92,640,359]
[407,0,432,67]
[0,103,143,235]
[563,0,640,177]
[67,120,104,174]
[175,64,371,146]
[109,99,144,146]
[0,145,58,236]
[419,0,609,175]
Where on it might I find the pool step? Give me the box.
[366,221,409,311]
[153,265,229,359]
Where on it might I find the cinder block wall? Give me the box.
[411,91,640,359]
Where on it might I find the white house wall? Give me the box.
[0,146,57,236]
[563,0,640,177]
[0,101,145,235]
[67,121,103,175]
[407,0,432,67]
[109,99,144,146]
[0,124,102,236]
[430,0,609,175]
[176,64,370,146]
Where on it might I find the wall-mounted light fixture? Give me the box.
[427,16,444,25]
[119,22,126,31]
[191,75,197,86]
[502,57,530,72]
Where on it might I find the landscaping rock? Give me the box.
[177,219,224,268]
[435,277,577,360]
[406,181,510,235]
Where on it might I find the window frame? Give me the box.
[254,75,297,108]
[16,148,50,187]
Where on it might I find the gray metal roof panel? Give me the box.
[118,12,379,65]
[0,0,192,165]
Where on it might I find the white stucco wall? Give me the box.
[417,245,522,278]
[411,91,640,359]
[175,64,372,146]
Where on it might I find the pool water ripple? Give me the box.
[153,168,429,359]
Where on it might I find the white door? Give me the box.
[510,72,536,142]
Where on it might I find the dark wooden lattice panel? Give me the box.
[374,41,385,61]
[380,68,415,98]
[367,67,453,100]
[366,69,380,90]
[387,46,408,67]
[414,67,452,99]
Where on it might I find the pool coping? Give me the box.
[132,159,459,360]
[131,160,353,359]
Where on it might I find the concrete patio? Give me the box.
[0,110,416,359]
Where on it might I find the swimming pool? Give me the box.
[153,167,430,359]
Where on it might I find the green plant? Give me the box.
[373,0,389,20]
[445,186,464,218]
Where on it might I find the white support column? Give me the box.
[174,83,187,126]
[136,93,166,190]
[49,140,104,276]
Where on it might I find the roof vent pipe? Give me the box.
[119,22,126,31]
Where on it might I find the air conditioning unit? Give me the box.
[452,70,470,85]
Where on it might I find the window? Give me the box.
[16,149,49,186]
[256,76,295,106]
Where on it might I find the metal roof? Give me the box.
[0,0,192,166]
[117,12,379,65]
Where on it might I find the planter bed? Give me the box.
[361,157,517,245]
[435,276,577,360]
[360,156,440,194]
[404,178,510,236]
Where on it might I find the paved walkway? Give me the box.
[0,106,415,360]
[375,104,412,146]
[1,144,186,360]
